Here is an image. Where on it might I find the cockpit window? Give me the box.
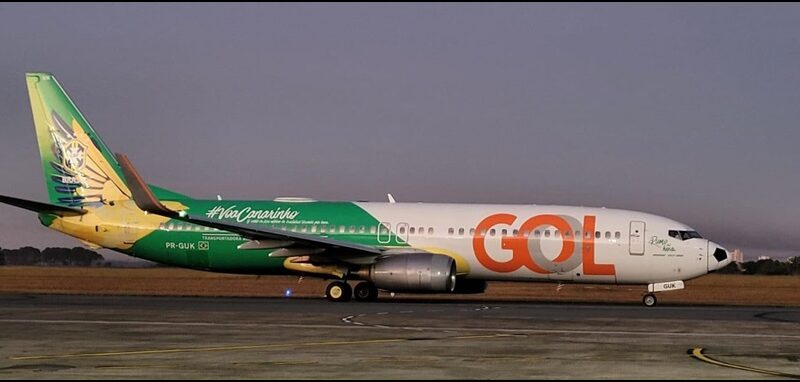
[668,230,703,240]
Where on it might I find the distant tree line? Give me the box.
[0,246,106,267]
[717,257,800,276]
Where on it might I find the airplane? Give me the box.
[0,72,732,307]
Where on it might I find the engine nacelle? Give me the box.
[356,253,456,293]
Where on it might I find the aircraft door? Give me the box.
[629,221,645,255]
[395,222,409,244]
[377,222,391,244]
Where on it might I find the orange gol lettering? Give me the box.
[472,213,616,276]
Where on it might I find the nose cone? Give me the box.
[708,242,732,271]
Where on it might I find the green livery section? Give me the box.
[129,200,399,274]
[21,72,408,278]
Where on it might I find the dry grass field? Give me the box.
[0,266,798,306]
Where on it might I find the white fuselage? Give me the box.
[356,203,731,285]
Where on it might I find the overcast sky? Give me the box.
[0,3,798,261]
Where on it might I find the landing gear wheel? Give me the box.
[326,281,352,302]
[643,293,657,307]
[354,282,379,302]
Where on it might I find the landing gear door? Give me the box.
[629,221,645,255]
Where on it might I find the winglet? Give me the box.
[116,153,179,218]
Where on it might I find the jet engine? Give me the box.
[356,253,456,293]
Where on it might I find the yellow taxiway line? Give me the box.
[691,347,800,379]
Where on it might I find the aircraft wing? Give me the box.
[116,153,382,259]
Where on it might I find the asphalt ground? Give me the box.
[1,294,799,379]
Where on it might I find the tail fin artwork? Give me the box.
[25,72,189,207]
[26,72,132,207]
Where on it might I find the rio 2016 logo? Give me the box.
[472,213,615,275]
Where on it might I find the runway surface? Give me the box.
[1,294,799,379]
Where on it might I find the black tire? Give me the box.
[354,282,379,302]
[326,281,352,302]
[642,293,657,307]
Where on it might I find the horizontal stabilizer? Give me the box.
[0,194,86,216]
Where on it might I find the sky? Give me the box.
[0,3,798,261]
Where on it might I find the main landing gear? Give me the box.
[325,281,379,302]
[325,281,352,302]
[353,281,379,302]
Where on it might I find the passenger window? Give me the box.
[534,230,541,237]
[615,231,621,239]
[399,226,406,234]
[554,230,560,238]
[605,231,611,239]
[489,229,496,236]
[480,229,487,236]
[501,229,508,236]
[339,225,345,233]
[470,228,476,236]
[320,226,327,233]
[419,227,424,235]
[410,227,416,235]
[348,225,356,233]
[564,230,571,237]
[301,225,308,233]
[428,227,434,235]
[595,231,601,239]
[513,229,519,236]
[369,226,377,234]
[379,224,389,235]
[359,226,366,234]
[544,230,551,238]
[448,228,454,235]
[458,228,465,236]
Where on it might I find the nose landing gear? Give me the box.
[642,280,685,307]
[642,293,657,307]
